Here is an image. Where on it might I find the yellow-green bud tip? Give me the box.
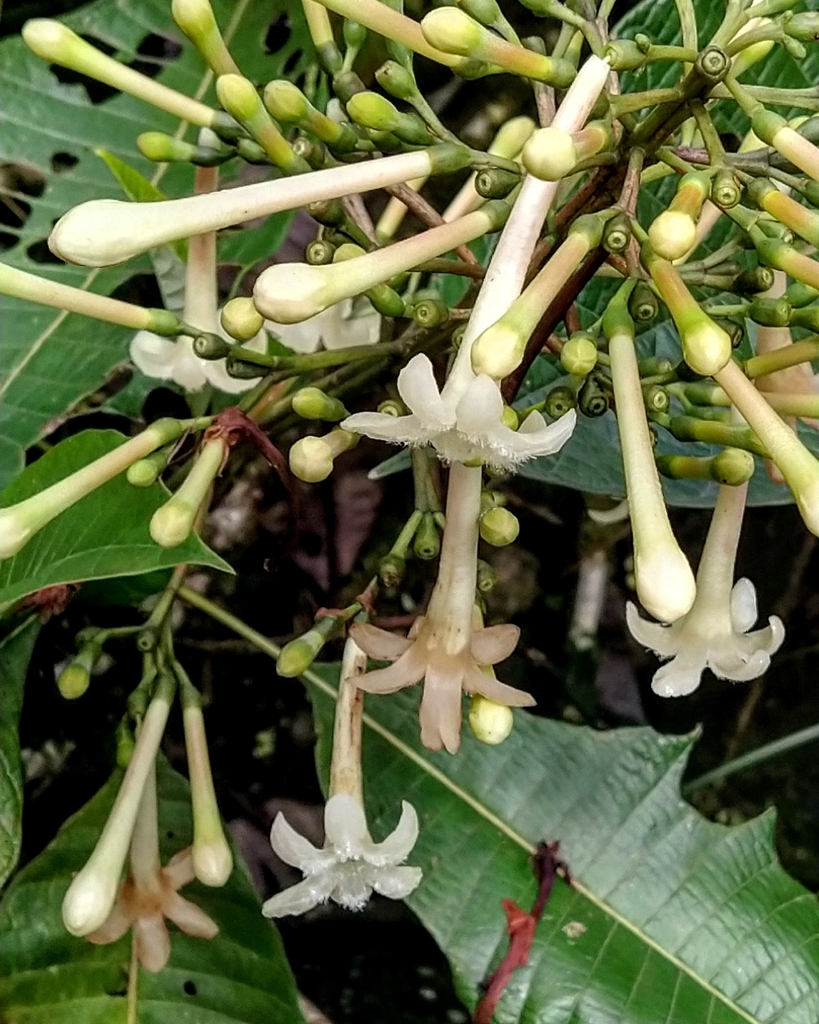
[648,211,697,262]
[289,436,334,482]
[682,320,733,377]
[522,127,577,181]
[479,506,520,546]
[420,8,484,56]
[471,323,523,380]
[220,297,264,341]
[149,500,195,548]
[561,335,598,376]
[58,663,91,700]
[468,695,513,745]
[277,629,324,677]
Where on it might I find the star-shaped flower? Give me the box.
[262,794,422,917]
[627,577,784,697]
[87,847,218,973]
[267,296,380,354]
[351,617,534,753]
[342,352,575,470]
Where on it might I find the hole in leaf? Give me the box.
[110,272,163,307]
[183,981,197,996]
[130,32,183,78]
[26,238,62,264]
[0,161,47,251]
[166,830,175,839]
[265,13,291,54]
[49,32,181,104]
[50,152,80,174]
[283,50,303,77]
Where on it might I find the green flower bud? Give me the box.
[149,437,226,548]
[628,281,659,323]
[786,280,819,307]
[171,0,240,77]
[476,559,498,593]
[216,74,307,173]
[603,39,647,71]
[374,60,416,101]
[468,693,513,745]
[479,505,519,546]
[748,296,792,327]
[474,167,521,200]
[643,384,669,414]
[137,132,198,163]
[367,283,406,317]
[226,355,266,379]
[220,297,264,341]
[787,12,819,42]
[733,266,775,295]
[346,91,432,146]
[459,0,503,27]
[193,332,232,359]
[578,376,609,417]
[711,167,741,210]
[711,447,755,485]
[292,387,348,422]
[561,334,598,376]
[413,512,441,559]
[306,239,336,265]
[115,717,135,769]
[411,297,449,328]
[126,446,172,487]
[58,639,101,699]
[544,385,577,418]
[262,78,309,122]
[379,551,406,588]
[277,631,324,677]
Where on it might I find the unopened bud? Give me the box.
[58,638,101,699]
[374,60,416,101]
[413,512,441,559]
[561,334,598,376]
[468,694,513,745]
[474,167,521,199]
[411,297,449,328]
[786,11,819,42]
[522,126,577,181]
[379,552,406,588]
[289,429,357,482]
[476,559,498,593]
[292,387,348,422]
[479,505,519,546]
[127,447,171,487]
[629,281,659,323]
[149,437,226,548]
[220,297,264,341]
[277,628,324,677]
[748,296,791,327]
[543,386,577,419]
[172,0,239,77]
[193,332,232,359]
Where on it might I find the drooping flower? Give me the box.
[130,325,268,394]
[342,352,575,470]
[87,768,218,973]
[264,638,422,916]
[268,296,380,354]
[263,793,421,915]
[627,483,784,697]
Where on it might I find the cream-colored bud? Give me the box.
[648,211,697,262]
[289,435,334,482]
[468,694,513,745]
[522,127,577,181]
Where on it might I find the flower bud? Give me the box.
[561,333,598,376]
[58,636,102,699]
[346,91,432,146]
[648,172,710,261]
[474,167,520,200]
[413,512,441,559]
[277,628,325,677]
[479,505,519,546]
[292,387,348,422]
[216,74,306,173]
[628,281,659,323]
[476,559,498,593]
[752,110,819,183]
[137,132,199,163]
[379,551,406,588]
[171,0,240,77]
[748,178,819,249]
[181,686,233,886]
[522,126,577,181]
[468,694,513,744]
[748,296,791,327]
[263,80,358,152]
[421,8,575,84]
[289,429,357,482]
[149,437,226,548]
[543,386,577,419]
[786,11,819,41]
[22,19,217,128]
[374,60,416,101]
[220,297,264,341]
[411,297,449,328]
[126,448,168,487]
[193,332,232,359]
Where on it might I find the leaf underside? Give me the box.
[308,672,819,1024]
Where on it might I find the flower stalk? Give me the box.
[215,75,308,173]
[171,0,240,76]
[150,435,226,548]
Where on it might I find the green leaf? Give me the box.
[0,0,311,486]
[0,758,305,1023]
[0,429,231,609]
[307,671,819,1024]
[0,617,40,888]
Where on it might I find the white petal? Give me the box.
[169,338,209,391]
[323,298,381,350]
[341,411,433,445]
[503,409,577,460]
[267,314,324,354]
[364,801,419,867]
[269,812,327,871]
[625,602,677,658]
[262,873,336,917]
[730,578,758,633]
[351,623,412,661]
[324,794,370,859]
[372,865,423,900]
[710,647,770,682]
[203,358,261,394]
[397,355,450,429]
[130,330,178,379]
[454,375,504,439]
[471,624,520,665]
[651,651,707,697]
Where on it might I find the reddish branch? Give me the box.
[473,842,570,1024]
[205,407,290,488]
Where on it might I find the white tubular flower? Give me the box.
[352,463,534,753]
[268,297,380,354]
[87,765,218,972]
[627,483,784,697]
[131,166,266,394]
[263,639,421,917]
[342,351,574,470]
[263,793,421,915]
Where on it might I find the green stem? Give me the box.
[178,585,282,659]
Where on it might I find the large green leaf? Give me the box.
[0,758,305,1023]
[307,670,819,1024]
[0,616,40,888]
[0,429,230,609]
[0,0,307,488]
